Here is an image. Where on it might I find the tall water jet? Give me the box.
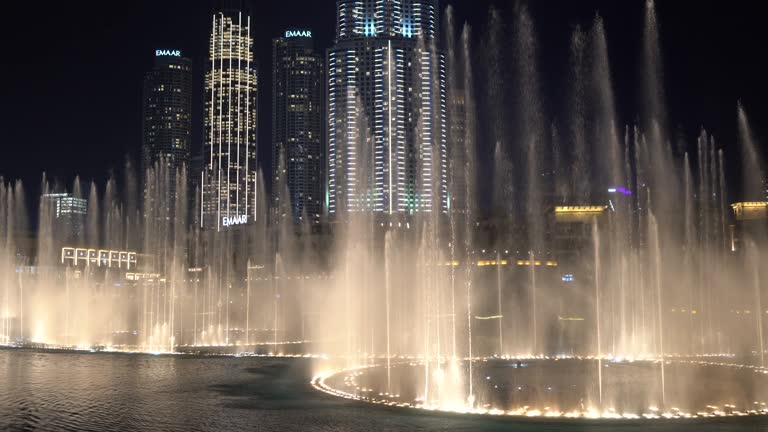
[649,212,666,407]
[737,103,765,201]
[384,231,393,393]
[5,182,19,344]
[737,104,766,366]
[642,0,677,253]
[495,251,503,355]
[718,150,728,253]
[86,182,99,249]
[683,152,697,351]
[590,14,623,189]
[569,26,589,203]
[642,0,667,132]
[748,240,765,367]
[512,1,545,354]
[461,21,477,408]
[123,157,139,251]
[592,222,602,408]
[486,7,514,222]
[444,4,460,360]
[589,13,632,357]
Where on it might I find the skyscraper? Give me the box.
[141,49,192,220]
[202,0,258,231]
[327,0,448,217]
[272,29,325,224]
[42,193,87,245]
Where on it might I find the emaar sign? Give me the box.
[156,49,181,57]
[222,215,249,228]
[285,30,312,38]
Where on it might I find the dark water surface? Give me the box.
[2,349,768,432]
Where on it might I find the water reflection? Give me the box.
[0,350,766,432]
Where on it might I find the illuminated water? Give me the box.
[0,0,766,426]
[319,358,768,419]
[1,350,767,432]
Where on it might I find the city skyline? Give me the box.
[0,0,766,206]
[2,2,768,430]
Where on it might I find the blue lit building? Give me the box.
[327,0,448,217]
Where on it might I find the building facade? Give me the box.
[42,193,87,245]
[202,0,258,231]
[272,30,325,225]
[141,50,192,220]
[327,0,448,217]
[448,91,467,215]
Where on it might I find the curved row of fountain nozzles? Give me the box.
[5,342,768,421]
[311,356,768,421]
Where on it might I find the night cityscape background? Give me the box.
[2,1,768,430]
[2,0,765,204]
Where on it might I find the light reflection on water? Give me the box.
[1,349,768,432]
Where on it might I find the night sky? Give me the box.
[1,0,766,199]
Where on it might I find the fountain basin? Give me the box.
[314,357,768,422]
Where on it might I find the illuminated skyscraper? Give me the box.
[272,29,325,224]
[141,49,192,220]
[327,0,448,217]
[202,0,258,231]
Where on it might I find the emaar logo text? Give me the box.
[156,50,181,57]
[222,215,249,227]
[285,30,312,38]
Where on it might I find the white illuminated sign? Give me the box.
[156,49,182,57]
[222,215,249,227]
[61,247,137,269]
[285,30,312,38]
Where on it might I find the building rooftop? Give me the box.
[731,202,768,221]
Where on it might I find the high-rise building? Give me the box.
[202,0,258,231]
[327,0,448,217]
[42,193,87,244]
[272,29,325,224]
[141,49,192,220]
[448,92,467,215]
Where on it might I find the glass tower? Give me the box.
[327,0,448,217]
[202,0,258,231]
[272,30,325,225]
[141,50,192,221]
